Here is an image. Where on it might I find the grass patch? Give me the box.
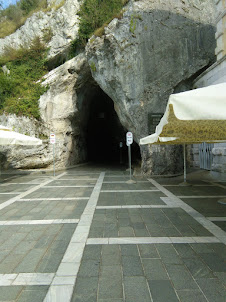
[0,37,48,119]
[0,0,65,39]
[68,0,129,57]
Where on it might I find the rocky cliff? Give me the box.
[0,0,217,174]
[0,0,81,62]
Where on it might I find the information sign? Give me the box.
[50,133,55,144]
[126,132,133,145]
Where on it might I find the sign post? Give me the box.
[126,132,136,184]
[50,133,56,177]
[119,142,123,164]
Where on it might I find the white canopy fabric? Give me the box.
[140,83,226,145]
[0,125,42,146]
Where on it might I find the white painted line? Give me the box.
[0,183,38,186]
[13,273,54,285]
[0,219,79,226]
[148,178,226,244]
[96,205,176,209]
[58,178,97,181]
[0,192,22,195]
[207,217,226,222]
[0,274,17,285]
[19,197,89,201]
[163,184,215,187]
[86,236,220,245]
[178,196,226,198]
[44,185,94,188]
[0,273,54,286]
[101,190,160,193]
[43,172,105,302]
[0,173,67,212]
[103,181,149,183]
[86,238,109,245]
[44,285,74,302]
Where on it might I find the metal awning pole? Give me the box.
[183,144,186,183]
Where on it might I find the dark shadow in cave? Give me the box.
[82,87,141,165]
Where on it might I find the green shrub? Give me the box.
[0,37,48,119]
[0,0,48,38]
[68,0,128,57]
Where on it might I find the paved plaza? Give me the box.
[0,165,225,302]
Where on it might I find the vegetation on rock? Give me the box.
[0,0,64,38]
[68,0,128,56]
[0,37,48,119]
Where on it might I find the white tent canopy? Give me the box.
[0,125,42,146]
[140,83,226,145]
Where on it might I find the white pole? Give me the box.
[128,144,132,180]
[183,144,186,183]
[53,143,55,177]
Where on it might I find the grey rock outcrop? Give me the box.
[0,0,217,174]
[86,0,216,174]
[0,0,81,60]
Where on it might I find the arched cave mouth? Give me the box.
[79,86,141,165]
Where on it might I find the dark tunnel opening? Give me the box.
[84,88,141,165]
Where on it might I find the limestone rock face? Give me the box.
[86,0,216,174]
[0,0,81,60]
[0,0,217,174]
[38,53,93,168]
[0,114,51,169]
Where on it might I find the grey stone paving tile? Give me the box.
[213,221,226,231]
[0,285,23,300]
[182,257,215,279]
[176,290,208,302]
[133,228,150,237]
[101,245,121,266]
[14,248,48,273]
[148,280,179,302]
[82,245,102,261]
[142,259,169,280]
[0,194,18,203]
[98,277,123,300]
[120,245,139,257]
[77,259,100,277]
[124,276,152,302]
[190,243,215,254]
[213,272,226,286]
[98,266,123,299]
[165,264,199,290]
[118,226,134,237]
[173,244,199,259]
[17,285,49,302]
[138,244,159,259]
[0,258,21,274]
[101,183,156,190]
[36,249,64,273]
[122,255,143,276]
[104,224,118,237]
[98,192,165,206]
[155,244,183,264]
[165,185,226,196]
[196,278,226,302]
[72,277,98,296]
[180,197,226,217]
[199,252,226,272]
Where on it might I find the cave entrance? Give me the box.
[78,85,141,166]
[85,89,127,163]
